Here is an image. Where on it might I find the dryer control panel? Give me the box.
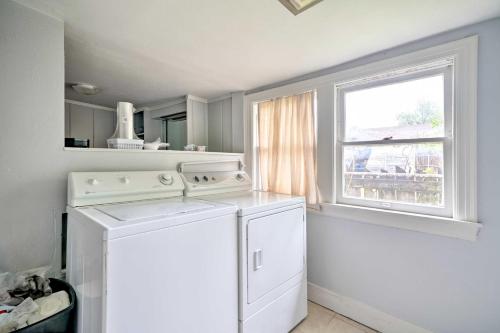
[179,160,252,197]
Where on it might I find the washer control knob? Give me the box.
[194,176,200,183]
[159,174,174,185]
[203,176,209,182]
[121,176,130,184]
[88,178,99,186]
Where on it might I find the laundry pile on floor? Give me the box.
[0,268,70,332]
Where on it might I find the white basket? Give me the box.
[107,138,144,150]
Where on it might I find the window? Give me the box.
[336,64,453,217]
[247,37,478,240]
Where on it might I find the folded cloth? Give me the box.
[27,291,70,326]
[0,321,16,333]
[0,298,38,333]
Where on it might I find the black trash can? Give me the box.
[15,278,76,333]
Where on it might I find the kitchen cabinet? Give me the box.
[186,97,208,147]
[208,97,232,152]
[68,103,94,147]
[93,109,116,148]
[65,101,116,148]
[144,95,208,147]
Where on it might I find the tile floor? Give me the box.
[291,301,379,333]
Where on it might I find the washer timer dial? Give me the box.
[159,174,174,185]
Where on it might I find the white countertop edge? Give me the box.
[63,147,244,156]
[308,203,481,241]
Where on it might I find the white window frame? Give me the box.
[335,63,454,217]
[327,37,480,241]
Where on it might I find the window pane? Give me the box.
[343,143,444,207]
[344,75,445,142]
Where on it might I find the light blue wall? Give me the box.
[296,18,500,333]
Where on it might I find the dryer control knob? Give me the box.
[121,176,130,184]
[88,178,99,186]
[160,174,174,185]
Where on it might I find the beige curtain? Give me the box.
[257,91,319,205]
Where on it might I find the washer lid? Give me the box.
[68,197,238,239]
[97,199,215,222]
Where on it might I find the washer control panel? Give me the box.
[68,170,184,207]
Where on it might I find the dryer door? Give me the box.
[247,207,304,303]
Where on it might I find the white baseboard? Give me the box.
[307,283,432,333]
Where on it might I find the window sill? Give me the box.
[309,203,481,241]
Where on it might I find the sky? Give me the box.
[344,74,444,134]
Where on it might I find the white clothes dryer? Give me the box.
[179,161,307,333]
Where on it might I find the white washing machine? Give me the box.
[179,161,308,333]
[66,170,238,333]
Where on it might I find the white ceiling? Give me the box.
[18,0,500,107]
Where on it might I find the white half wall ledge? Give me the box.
[310,203,481,241]
[63,147,244,157]
[307,282,433,333]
